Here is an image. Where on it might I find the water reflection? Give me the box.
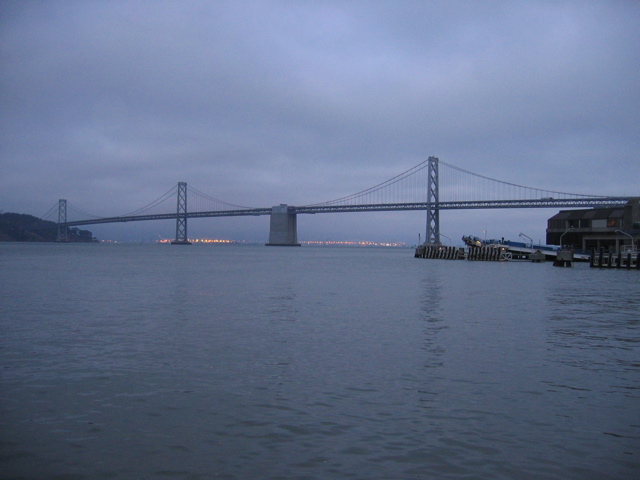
[265,282,299,323]
[419,274,446,370]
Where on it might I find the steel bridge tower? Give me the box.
[56,199,67,242]
[425,156,440,245]
[171,182,191,244]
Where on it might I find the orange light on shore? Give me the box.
[301,240,407,247]
[156,238,235,244]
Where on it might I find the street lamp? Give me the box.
[519,232,533,249]
[559,227,574,248]
[615,230,635,251]
[440,233,452,246]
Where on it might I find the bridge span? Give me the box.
[52,157,634,245]
[58,197,632,246]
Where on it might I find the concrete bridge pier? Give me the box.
[266,204,300,246]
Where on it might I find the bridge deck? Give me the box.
[61,198,631,227]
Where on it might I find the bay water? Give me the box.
[1,243,638,479]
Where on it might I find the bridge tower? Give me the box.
[171,182,191,245]
[56,199,68,242]
[425,156,440,245]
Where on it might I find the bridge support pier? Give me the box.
[266,204,300,246]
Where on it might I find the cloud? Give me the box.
[1,1,638,242]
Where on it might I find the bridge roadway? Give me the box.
[61,197,631,228]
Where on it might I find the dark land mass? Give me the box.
[0,213,98,242]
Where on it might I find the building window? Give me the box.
[548,220,563,229]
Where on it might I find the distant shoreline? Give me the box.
[0,212,98,243]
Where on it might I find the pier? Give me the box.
[415,236,591,263]
[414,244,511,262]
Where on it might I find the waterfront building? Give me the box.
[546,198,639,250]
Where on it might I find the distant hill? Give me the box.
[0,212,98,242]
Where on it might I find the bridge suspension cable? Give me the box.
[304,158,430,207]
[120,185,178,216]
[67,202,106,220]
[438,160,606,202]
[187,186,254,212]
[40,203,59,222]
[61,185,179,222]
[303,157,615,208]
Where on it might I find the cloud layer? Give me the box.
[2,1,639,242]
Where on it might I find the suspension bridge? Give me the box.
[42,157,632,245]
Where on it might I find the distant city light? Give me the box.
[300,240,407,247]
[149,238,407,247]
[155,238,235,244]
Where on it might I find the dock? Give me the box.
[415,236,590,263]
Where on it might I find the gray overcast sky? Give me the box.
[1,1,639,243]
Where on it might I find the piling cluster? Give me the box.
[414,244,510,261]
[415,243,639,269]
[591,249,639,269]
[466,245,506,261]
[414,244,465,260]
